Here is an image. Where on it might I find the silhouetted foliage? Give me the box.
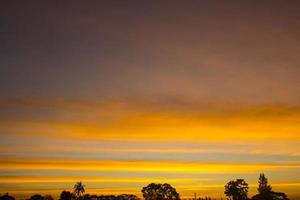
[98,195,116,200]
[89,195,98,200]
[0,176,292,200]
[74,181,86,199]
[44,195,54,200]
[74,194,139,200]
[258,174,272,194]
[117,194,139,200]
[60,191,74,200]
[28,194,45,200]
[198,197,212,200]
[224,179,248,200]
[252,174,289,200]
[0,193,15,200]
[141,183,180,200]
[252,192,289,200]
[82,194,91,200]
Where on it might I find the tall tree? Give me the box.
[252,174,289,200]
[258,174,272,194]
[224,179,248,200]
[73,182,86,199]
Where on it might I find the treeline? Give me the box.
[0,174,289,200]
[224,174,288,200]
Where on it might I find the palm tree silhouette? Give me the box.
[73,181,85,199]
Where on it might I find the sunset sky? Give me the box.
[1,1,300,199]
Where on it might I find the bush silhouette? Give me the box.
[27,195,45,200]
[60,191,74,200]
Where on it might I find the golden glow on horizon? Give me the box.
[0,176,208,184]
[1,159,299,173]
[1,100,300,198]
[1,104,299,142]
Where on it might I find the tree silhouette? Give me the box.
[224,179,248,200]
[252,174,289,200]
[141,183,180,200]
[0,193,15,200]
[258,174,272,194]
[60,191,74,200]
[74,181,86,199]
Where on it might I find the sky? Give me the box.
[0,0,300,199]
